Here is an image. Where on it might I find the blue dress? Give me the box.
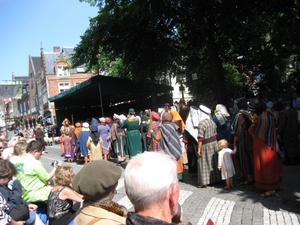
[77,130,90,156]
[98,124,111,155]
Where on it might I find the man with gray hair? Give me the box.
[124,151,182,224]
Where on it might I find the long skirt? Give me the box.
[197,141,221,186]
[114,135,126,158]
[253,136,282,190]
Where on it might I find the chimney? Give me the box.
[53,46,60,53]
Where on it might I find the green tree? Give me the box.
[73,0,182,109]
[73,0,300,107]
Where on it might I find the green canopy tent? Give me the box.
[49,75,173,126]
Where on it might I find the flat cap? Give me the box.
[72,160,122,201]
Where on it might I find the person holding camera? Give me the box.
[15,140,59,224]
[47,166,83,225]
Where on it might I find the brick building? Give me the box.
[13,46,93,130]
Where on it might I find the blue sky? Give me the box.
[0,0,99,80]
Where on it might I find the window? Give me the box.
[57,66,69,77]
[58,83,70,93]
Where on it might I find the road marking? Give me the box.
[179,190,193,205]
[197,197,235,225]
[263,208,300,225]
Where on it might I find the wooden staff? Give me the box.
[71,115,74,126]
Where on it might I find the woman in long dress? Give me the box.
[87,118,103,161]
[111,114,126,164]
[77,122,90,165]
[248,98,282,197]
[147,111,161,152]
[231,97,254,184]
[63,131,75,162]
[197,105,221,188]
[98,117,111,161]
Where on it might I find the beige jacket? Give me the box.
[74,205,126,225]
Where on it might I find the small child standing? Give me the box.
[217,139,237,190]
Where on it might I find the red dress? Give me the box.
[249,110,282,191]
[252,135,282,190]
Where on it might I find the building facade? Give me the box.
[12,46,93,132]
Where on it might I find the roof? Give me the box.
[44,52,60,74]
[43,47,86,75]
[32,56,42,75]
[49,75,173,107]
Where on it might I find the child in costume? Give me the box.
[217,139,237,190]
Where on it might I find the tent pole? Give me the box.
[98,83,104,116]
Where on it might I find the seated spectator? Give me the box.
[124,151,183,224]
[15,140,58,224]
[47,166,83,225]
[0,159,43,225]
[10,140,28,165]
[72,160,127,224]
[0,192,25,225]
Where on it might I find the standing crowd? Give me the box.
[0,85,299,225]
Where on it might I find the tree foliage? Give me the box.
[72,0,300,107]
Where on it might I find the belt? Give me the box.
[202,136,216,145]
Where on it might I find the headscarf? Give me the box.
[89,126,99,146]
[214,104,230,125]
[161,112,172,123]
[74,122,82,138]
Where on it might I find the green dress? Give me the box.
[121,116,142,157]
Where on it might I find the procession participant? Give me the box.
[111,114,126,164]
[163,103,185,134]
[98,117,111,161]
[60,118,71,136]
[150,112,183,180]
[248,98,283,197]
[76,122,90,165]
[35,125,46,151]
[213,104,231,141]
[277,93,300,166]
[183,106,202,175]
[140,110,150,152]
[87,118,103,161]
[197,105,221,188]
[121,108,142,158]
[178,98,190,123]
[147,111,160,152]
[231,97,254,184]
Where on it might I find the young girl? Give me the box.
[217,139,237,190]
[63,131,75,162]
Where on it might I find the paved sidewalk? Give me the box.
[115,163,300,225]
[41,144,300,225]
